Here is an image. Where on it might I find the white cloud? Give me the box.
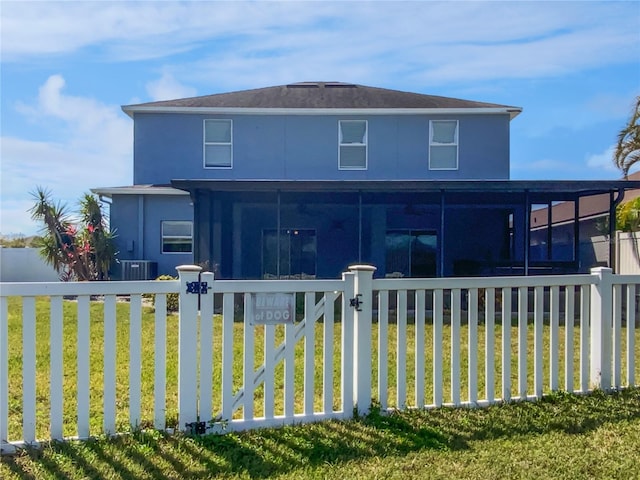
[2,1,638,86]
[146,72,197,102]
[586,146,621,175]
[0,75,131,235]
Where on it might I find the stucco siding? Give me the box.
[110,194,193,278]
[132,113,511,184]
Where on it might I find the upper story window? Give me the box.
[204,119,232,168]
[162,221,193,254]
[429,120,458,170]
[339,120,367,170]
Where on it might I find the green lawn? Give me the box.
[2,388,639,479]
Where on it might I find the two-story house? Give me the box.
[93,82,640,279]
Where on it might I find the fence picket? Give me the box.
[243,294,255,420]
[221,293,234,420]
[22,297,36,443]
[50,296,64,440]
[415,290,426,408]
[580,285,590,392]
[612,284,622,388]
[103,295,117,435]
[534,286,544,398]
[77,296,90,439]
[550,286,560,391]
[433,289,443,407]
[129,294,142,428]
[484,288,495,403]
[396,290,407,408]
[153,294,166,430]
[501,287,512,402]
[323,292,336,414]
[451,288,461,406]
[565,286,575,392]
[627,284,636,387]
[518,287,528,399]
[468,288,478,404]
[304,292,315,416]
[264,323,275,419]
[377,290,389,410]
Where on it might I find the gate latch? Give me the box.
[186,281,210,295]
[349,294,363,311]
[185,420,207,435]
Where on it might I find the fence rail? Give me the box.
[1,266,638,453]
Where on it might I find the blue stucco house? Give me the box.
[93,82,639,279]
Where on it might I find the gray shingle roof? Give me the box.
[124,82,520,111]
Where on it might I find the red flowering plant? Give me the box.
[30,187,117,281]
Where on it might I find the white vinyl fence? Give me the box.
[1,265,638,454]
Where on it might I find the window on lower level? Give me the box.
[429,120,458,170]
[162,221,193,254]
[204,119,232,168]
[339,120,367,169]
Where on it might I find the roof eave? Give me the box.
[122,105,522,119]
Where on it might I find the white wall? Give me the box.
[0,247,60,282]
[616,231,640,274]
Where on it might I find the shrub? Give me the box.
[143,275,179,312]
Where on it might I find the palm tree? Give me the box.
[29,187,117,280]
[614,96,640,179]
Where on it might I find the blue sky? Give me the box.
[1,0,639,236]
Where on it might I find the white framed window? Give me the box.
[429,120,458,170]
[339,120,367,170]
[162,221,193,254]
[204,119,232,168]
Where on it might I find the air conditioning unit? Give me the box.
[121,260,158,280]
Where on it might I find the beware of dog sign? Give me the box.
[250,292,295,325]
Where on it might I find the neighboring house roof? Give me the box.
[530,171,640,227]
[122,82,522,119]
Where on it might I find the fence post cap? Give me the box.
[347,264,377,272]
[589,266,613,275]
[175,265,203,273]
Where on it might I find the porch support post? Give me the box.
[524,190,530,275]
[349,264,377,416]
[608,190,615,271]
[176,265,202,431]
[277,190,281,278]
[589,266,613,390]
[574,198,580,268]
[439,190,445,277]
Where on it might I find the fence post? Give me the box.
[590,267,613,390]
[349,264,377,416]
[176,265,202,431]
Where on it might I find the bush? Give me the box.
[143,275,179,312]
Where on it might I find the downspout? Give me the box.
[137,196,144,259]
[609,188,626,272]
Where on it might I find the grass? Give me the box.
[1,388,639,479]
